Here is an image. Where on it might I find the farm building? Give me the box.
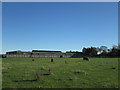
[6,51,32,57]
[5,50,82,58]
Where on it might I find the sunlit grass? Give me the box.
[2,57,118,88]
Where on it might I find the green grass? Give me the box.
[2,57,119,88]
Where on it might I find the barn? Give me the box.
[5,50,78,58]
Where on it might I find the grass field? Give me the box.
[2,57,119,88]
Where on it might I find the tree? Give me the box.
[90,47,97,57]
[97,46,108,55]
[107,45,119,57]
[100,46,108,52]
[82,47,91,56]
[100,50,108,57]
[112,45,118,49]
[82,47,97,57]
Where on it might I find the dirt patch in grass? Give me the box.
[2,67,7,70]
[1,66,11,70]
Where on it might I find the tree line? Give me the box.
[82,45,120,57]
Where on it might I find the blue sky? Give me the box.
[2,2,118,53]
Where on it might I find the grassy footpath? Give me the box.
[2,57,118,88]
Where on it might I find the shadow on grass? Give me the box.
[14,79,38,82]
[13,73,51,82]
[40,73,50,76]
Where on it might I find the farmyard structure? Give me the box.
[5,50,83,58]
